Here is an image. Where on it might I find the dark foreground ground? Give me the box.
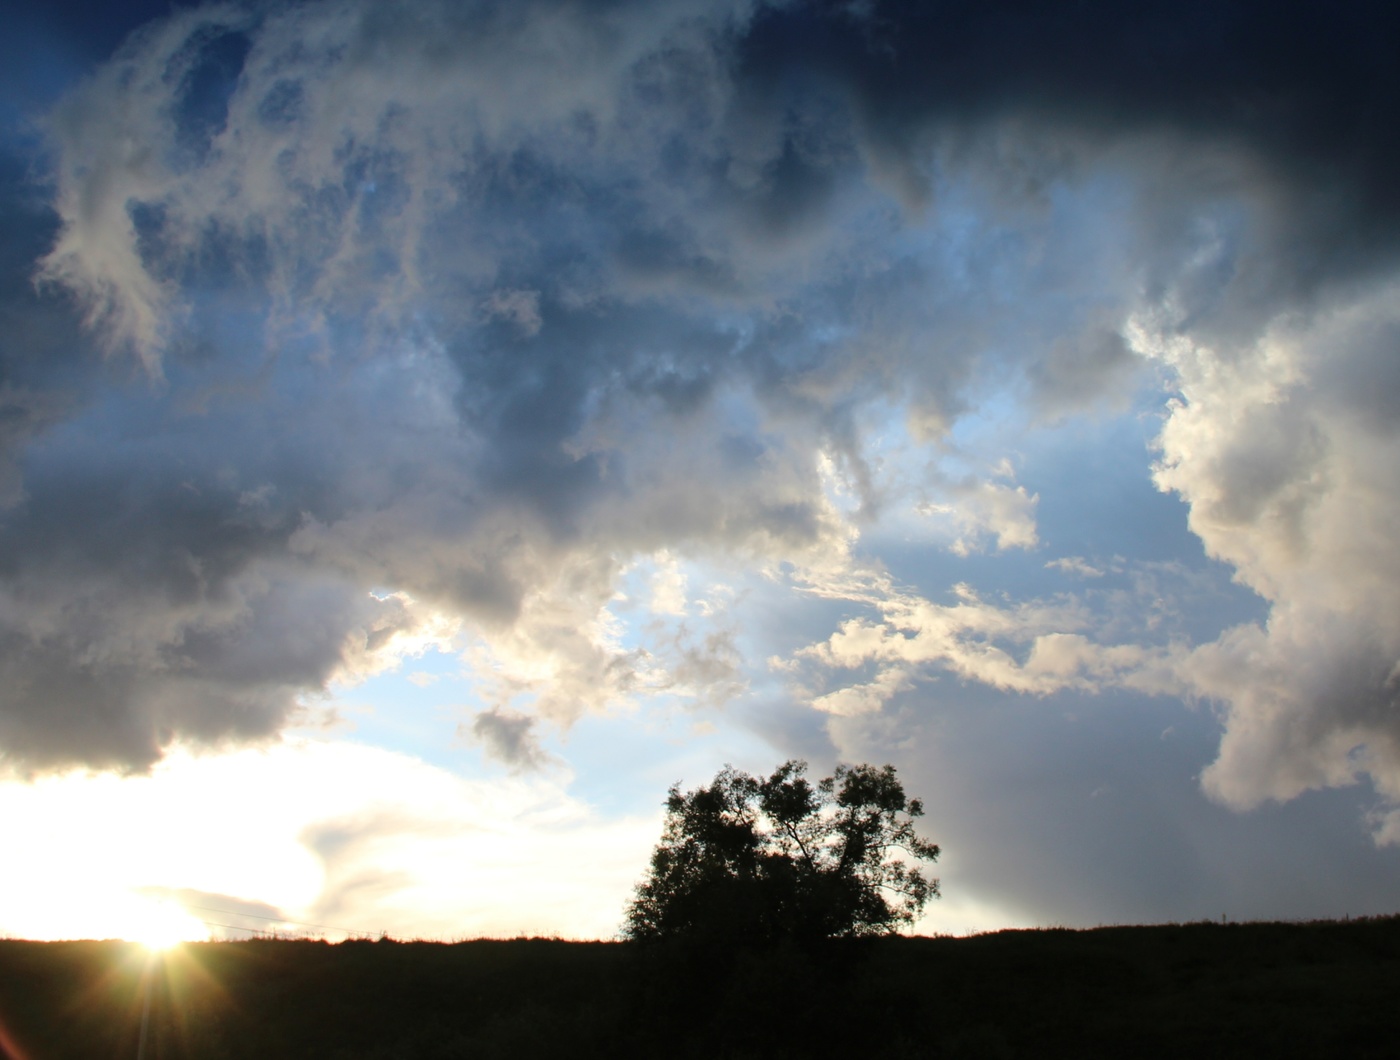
[1,917,1397,1059]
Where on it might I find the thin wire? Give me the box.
[197,920,266,934]
[181,903,352,935]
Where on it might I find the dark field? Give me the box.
[2,917,1397,1058]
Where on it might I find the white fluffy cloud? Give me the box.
[1137,279,1400,833]
[782,560,1189,719]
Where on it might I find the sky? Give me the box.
[1,0,1399,943]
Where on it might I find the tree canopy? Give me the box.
[623,760,939,943]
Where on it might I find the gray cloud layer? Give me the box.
[4,0,1400,848]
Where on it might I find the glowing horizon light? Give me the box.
[129,899,207,951]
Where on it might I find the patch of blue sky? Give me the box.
[169,25,251,164]
[869,411,1264,639]
[1025,411,1266,624]
[539,697,780,818]
[318,645,479,771]
[753,566,878,656]
[1024,408,1188,561]
[938,387,1028,467]
[835,355,1267,662]
[0,17,98,128]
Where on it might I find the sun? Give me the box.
[128,899,203,951]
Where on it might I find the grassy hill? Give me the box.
[1,917,1397,1058]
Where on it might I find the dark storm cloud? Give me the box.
[738,1,1400,226]
[830,684,1400,928]
[469,707,555,773]
[6,0,1400,834]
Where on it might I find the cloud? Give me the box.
[785,562,1190,716]
[1045,557,1106,579]
[647,552,688,617]
[469,707,556,773]
[825,683,1400,932]
[1026,324,1140,422]
[3,0,1400,868]
[482,288,544,338]
[1135,280,1400,834]
[916,474,1040,556]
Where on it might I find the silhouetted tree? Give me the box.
[623,760,939,943]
